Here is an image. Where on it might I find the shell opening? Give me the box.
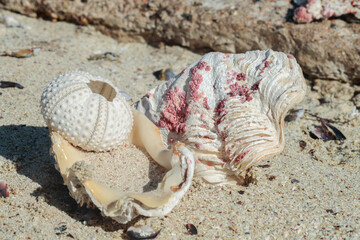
[87,80,116,102]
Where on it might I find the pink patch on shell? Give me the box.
[287,54,295,59]
[189,61,210,102]
[251,78,262,91]
[158,89,190,134]
[236,72,246,81]
[180,68,186,76]
[228,82,253,102]
[234,151,249,162]
[203,97,210,110]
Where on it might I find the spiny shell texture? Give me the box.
[41,71,133,152]
[136,50,306,183]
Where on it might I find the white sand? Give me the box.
[0,10,359,239]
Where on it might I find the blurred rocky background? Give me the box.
[1,0,359,84]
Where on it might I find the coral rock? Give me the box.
[294,0,360,23]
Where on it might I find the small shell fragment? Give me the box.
[0,48,40,58]
[126,225,160,239]
[87,52,120,61]
[285,109,304,122]
[0,180,9,198]
[153,68,175,81]
[0,81,24,89]
[312,119,346,141]
[185,223,198,235]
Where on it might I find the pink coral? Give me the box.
[294,0,360,23]
[158,89,190,134]
[294,6,313,23]
[228,82,253,102]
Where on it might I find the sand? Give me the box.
[0,10,360,239]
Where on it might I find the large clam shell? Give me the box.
[135,50,306,184]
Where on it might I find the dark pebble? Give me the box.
[185,224,198,235]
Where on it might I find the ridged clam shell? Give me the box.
[41,71,133,152]
[135,50,306,183]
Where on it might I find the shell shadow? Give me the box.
[0,124,139,232]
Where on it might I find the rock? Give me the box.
[293,0,360,23]
[1,0,359,84]
[353,93,360,108]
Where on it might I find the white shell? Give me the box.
[41,71,133,152]
[136,50,307,184]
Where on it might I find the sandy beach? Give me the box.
[1,9,360,239]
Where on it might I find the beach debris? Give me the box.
[0,48,40,58]
[0,180,10,198]
[152,68,175,81]
[238,190,245,195]
[299,140,307,151]
[258,164,271,168]
[41,71,133,152]
[87,52,120,61]
[291,179,300,184]
[126,225,160,239]
[293,0,360,23]
[136,50,306,185]
[285,109,304,122]
[54,224,67,235]
[267,175,276,181]
[318,98,330,104]
[119,91,132,101]
[185,224,198,235]
[326,209,337,215]
[311,119,346,141]
[192,1,203,7]
[0,81,24,89]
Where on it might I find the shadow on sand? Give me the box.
[0,124,149,234]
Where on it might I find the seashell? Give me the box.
[1,48,40,58]
[0,180,10,198]
[135,50,306,184]
[285,109,304,122]
[185,223,198,235]
[126,225,161,239]
[153,68,176,81]
[40,71,133,152]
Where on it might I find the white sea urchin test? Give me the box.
[41,71,133,152]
